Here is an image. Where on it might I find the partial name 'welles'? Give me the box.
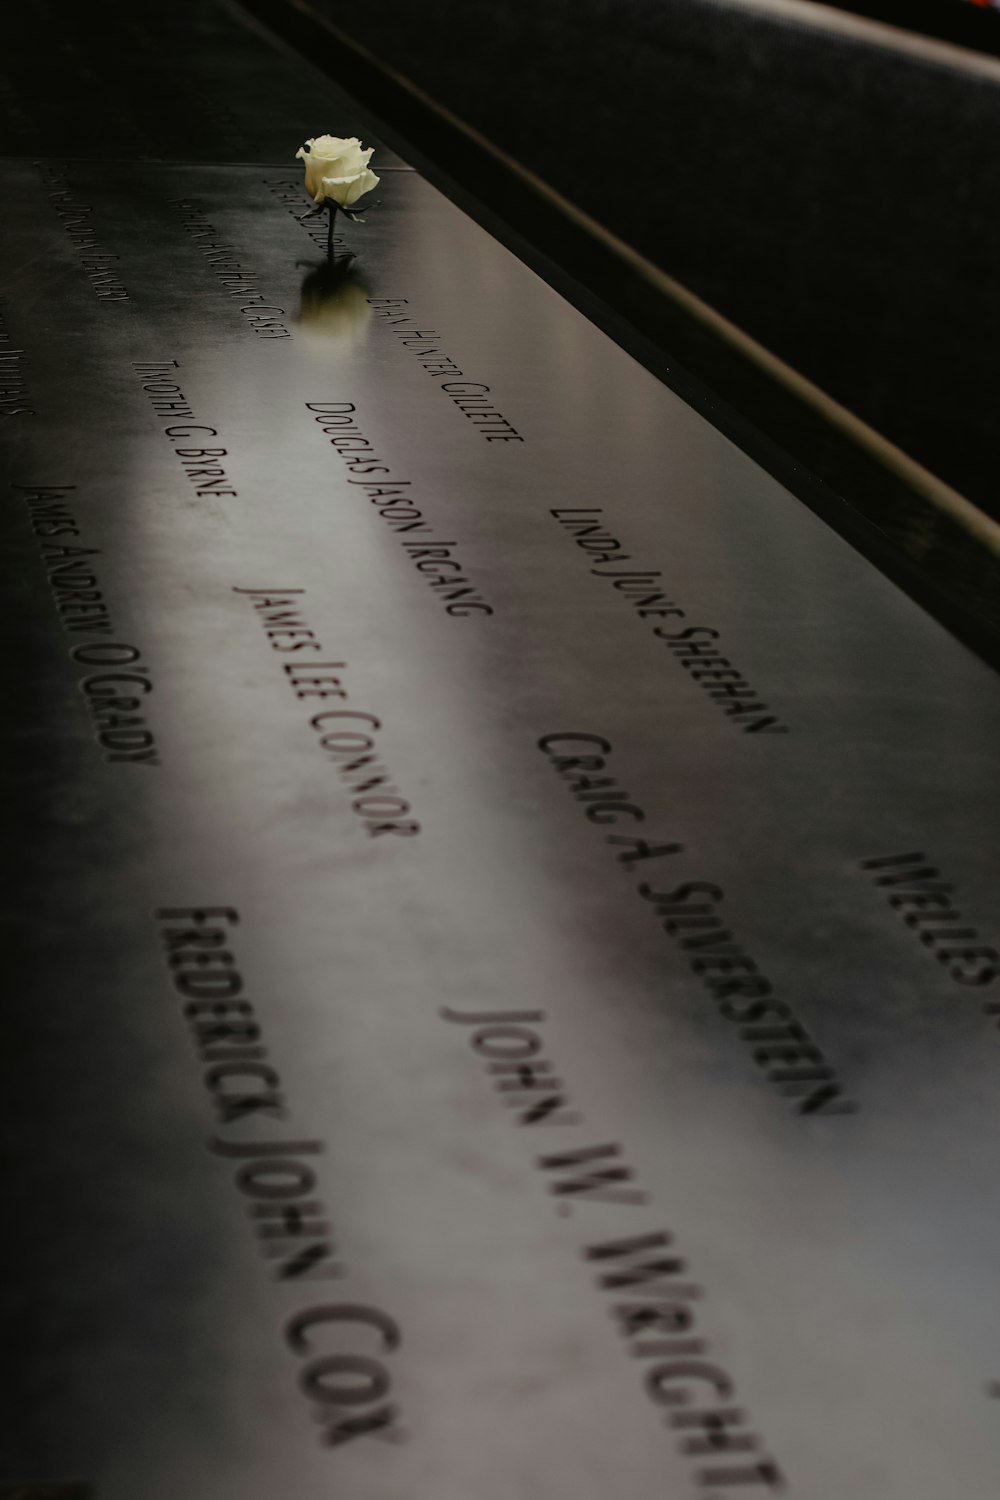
[154,906,405,1448]
[133,361,237,497]
[35,161,129,301]
[862,850,1000,995]
[17,484,161,765]
[236,587,421,838]
[369,299,524,443]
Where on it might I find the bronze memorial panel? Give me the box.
[2,146,1000,1498]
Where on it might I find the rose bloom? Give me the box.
[295,135,379,207]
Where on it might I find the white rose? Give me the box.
[295,135,380,207]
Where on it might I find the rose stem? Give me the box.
[326,202,337,262]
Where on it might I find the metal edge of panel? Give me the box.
[736,0,1000,81]
[230,0,1000,674]
[788,0,1000,64]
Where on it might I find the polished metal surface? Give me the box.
[3,153,1000,1499]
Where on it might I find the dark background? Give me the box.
[5,0,998,516]
[306,0,1000,515]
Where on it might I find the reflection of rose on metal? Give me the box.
[297,261,373,347]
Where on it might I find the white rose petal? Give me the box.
[321,167,380,208]
[295,135,379,206]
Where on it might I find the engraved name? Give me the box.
[35,161,129,301]
[539,732,854,1115]
[171,199,291,338]
[862,850,1000,990]
[18,484,113,633]
[133,361,237,496]
[305,402,495,617]
[16,483,161,765]
[443,1004,788,1494]
[266,176,353,258]
[0,305,35,418]
[369,299,524,443]
[552,509,789,735]
[154,906,405,1448]
[236,587,421,838]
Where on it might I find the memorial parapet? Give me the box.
[3,19,1000,1500]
